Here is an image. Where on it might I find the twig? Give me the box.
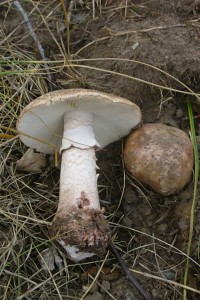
[0,134,18,147]
[0,0,15,5]
[109,242,153,300]
[13,1,54,92]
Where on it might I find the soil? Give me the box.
[1,0,200,299]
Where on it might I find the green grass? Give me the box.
[183,98,200,300]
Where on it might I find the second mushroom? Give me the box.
[123,123,193,195]
[17,89,141,262]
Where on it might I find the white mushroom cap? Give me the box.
[17,89,142,154]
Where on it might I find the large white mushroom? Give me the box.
[17,89,141,262]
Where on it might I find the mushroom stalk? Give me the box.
[58,110,100,213]
[58,147,100,213]
[50,110,110,261]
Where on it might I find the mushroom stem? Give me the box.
[59,110,100,212]
[58,147,100,212]
[50,110,110,262]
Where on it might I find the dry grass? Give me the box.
[0,1,200,299]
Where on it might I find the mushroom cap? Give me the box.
[124,123,193,195]
[17,89,141,154]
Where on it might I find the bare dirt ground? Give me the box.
[0,0,200,299]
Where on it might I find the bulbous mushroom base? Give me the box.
[49,208,110,262]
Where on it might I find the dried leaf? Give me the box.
[39,247,55,271]
[39,246,64,272]
[16,148,46,173]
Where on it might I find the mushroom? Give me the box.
[123,123,193,195]
[17,89,141,261]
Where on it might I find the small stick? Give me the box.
[109,242,153,300]
[13,1,54,92]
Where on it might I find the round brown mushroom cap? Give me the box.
[123,123,194,195]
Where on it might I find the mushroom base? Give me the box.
[49,207,110,262]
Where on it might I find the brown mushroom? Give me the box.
[123,123,193,195]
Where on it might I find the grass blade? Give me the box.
[183,98,200,299]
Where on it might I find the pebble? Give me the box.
[157,223,168,234]
[122,216,133,227]
[178,218,189,231]
[161,271,176,280]
[179,190,191,201]
[85,292,104,300]
[176,108,184,118]
[100,280,110,293]
[82,283,98,293]
[123,187,138,204]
